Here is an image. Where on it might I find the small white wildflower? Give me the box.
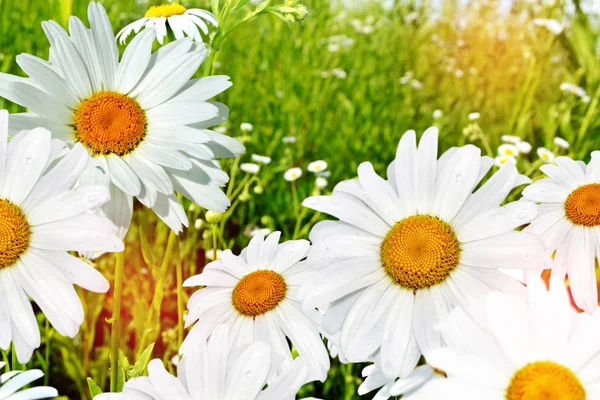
[240,122,254,132]
[399,76,411,85]
[332,68,348,79]
[583,95,591,103]
[194,218,203,230]
[433,109,443,119]
[501,135,521,144]
[214,126,227,134]
[537,147,555,163]
[455,69,464,78]
[308,160,328,173]
[517,141,532,154]
[250,227,272,237]
[495,155,517,167]
[468,112,480,121]
[320,71,330,79]
[315,176,328,188]
[498,144,519,157]
[411,79,424,89]
[553,137,570,149]
[404,12,418,24]
[328,43,340,52]
[205,249,222,260]
[532,18,564,35]
[251,154,272,164]
[362,25,374,34]
[284,167,303,181]
[468,67,477,75]
[240,163,260,174]
[560,82,588,99]
[282,136,297,144]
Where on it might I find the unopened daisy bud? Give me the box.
[261,215,273,225]
[516,141,532,154]
[194,218,203,230]
[285,13,296,23]
[284,167,303,181]
[240,163,260,174]
[214,126,228,134]
[537,147,555,163]
[239,191,251,202]
[495,155,516,167]
[498,144,519,157]
[308,160,328,173]
[468,112,480,121]
[189,203,197,212]
[501,135,521,144]
[316,176,328,188]
[205,211,224,224]
[253,185,264,194]
[553,137,570,149]
[295,5,309,21]
[432,109,443,119]
[240,122,254,132]
[205,249,222,260]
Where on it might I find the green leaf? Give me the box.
[87,377,103,397]
[255,0,271,13]
[268,10,288,23]
[139,229,155,268]
[117,350,129,391]
[129,343,154,378]
[211,0,220,18]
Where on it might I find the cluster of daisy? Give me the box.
[322,34,355,53]
[560,82,591,103]
[399,71,424,89]
[495,135,532,166]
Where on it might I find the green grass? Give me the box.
[0,0,599,398]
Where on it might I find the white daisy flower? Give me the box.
[432,109,443,120]
[116,3,218,45]
[241,122,254,132]
[240,163,260,174]
[501,135,521,144]
[0,361,58,399]
[560,82,588,99]
[181,233,330,381]
[331,68,348,80]
[494,155,517,167]
[532,18,564,35]
[251,154,272,164]
[284,167,303,182]
[307,160,328,173]
[516,141,532,154]
[498,144,519,158]
[358,363,442,399]
[536,147,555,163]
[554,136,570,149]
[0,113,122,362]
[425,278,600,399]
[468,112,480,121]
[0,3,244,236]
[301,128,550,379]
[96,325,317,400]
[522,153,600,312]
[282,136,297,144]
[315,176,328,188]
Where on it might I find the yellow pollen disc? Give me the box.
[0,199,30,269]
[565,184,600,227]
[506,361,585,400]
[380,214,460,289]
[145,3,187,18]
[232,270,287,316]
[73,91,147,156]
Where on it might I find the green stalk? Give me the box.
[44,318,50,385]
[109,250,125,392]
[175,249,184,347]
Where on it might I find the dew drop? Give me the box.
[25,157,33,165]
[455,175,463,182]
[245,372,253,379]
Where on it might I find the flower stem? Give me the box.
[109,250,125,392]
[175,249,184,347]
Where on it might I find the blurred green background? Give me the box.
[0,0,599,398]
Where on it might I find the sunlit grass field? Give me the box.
[0,0,599,398]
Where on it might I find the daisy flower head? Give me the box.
[523,153,600,312]
[0,361,58,399]
[468,112,480,121]
[116,3,218,45]
[181,232,330,381]
[0,112,122,362]
[315,176,328,188]
[425,277,600,399]
[240,163,260,174]
[532,18,564,35]
[284,167,303,182]
[0,2,244,236]
[97,325,316,400]
[516,141,532,154]
[251,154,272,164]
[554,136,570,149]
[241,122,254,132]
[358,363,442,400]
[498,144,519,157]
[494,155,516,167]
[301,128,551,379]
[282,136,297,144]
[432,109,443,120]
[501,135,521,144]
[537,147,555,163]
[307,160,328,173]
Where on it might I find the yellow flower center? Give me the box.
[232,270,287,316]
[506,361,585,400]
[73,91,147,156]
[145,3,187,18]
[0,199,30,269]
[380,215,460,289]
[565,184,600,227]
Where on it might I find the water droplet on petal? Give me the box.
[25,157,33,164]
[246,372,253,379]
[455,175,463,182]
